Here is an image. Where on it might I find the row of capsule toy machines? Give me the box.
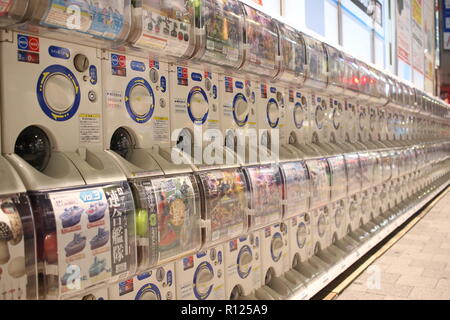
[0,0,449,301]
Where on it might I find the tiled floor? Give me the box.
[337,190,450,300]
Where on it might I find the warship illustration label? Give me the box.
[49,184,135,296]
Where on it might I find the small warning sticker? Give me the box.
[152,117,169,142]
[79,113,101,144]
[106,90,123,109]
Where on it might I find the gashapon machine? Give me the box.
[357,152,381,234]
[100,1,201,301]
[326,155,359,255]
[0,0,38,301]
[294,159,333,277]
[367,67,391,149]
[239,2,281,165]
[0,0,138,300]
[126,175,201,301]
[243,164,289,300]
[302,35,337,156]
[210,1,258,168]
[276,22,317,159]
[354,61,377,151]
[139,0,219,170]
[398,82,415,146]
[187,0,259,301]
[323,44,355,154]
[368,150,388,228]
[368,70,390,149]
[378,150,397,223]
[196,169,252,300]
[278,161,311,295]
[341,54,367,151]
[383,77,401,148]
[408,89,423,199]
[237,3,292,300]
[343,153,370,244]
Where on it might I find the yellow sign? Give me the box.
[412,0,423,26]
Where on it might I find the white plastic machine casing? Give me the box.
[343,153,363,233]
[326,155,349,243]
[276,22,314,159]
[224,233,261,299]
[323,44,349,152]
[280,161,310,268]
[101,51,171,177]
[108,263,176,300]
[69,286,109,300]
[341,54,363,151]
[239,3,280,164]
[259,223,289,286]
[302,34,333,155]
[0,33,126,190]
[175,244,225,300]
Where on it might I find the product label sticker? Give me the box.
[130,61,146,72]
[152,117,170,143]
[0,196,28,300]
[106,90,123,109]
[160,76,167,93]
[48,45,70,60]
[79,113,101,144]
[177,67,189,86]
[17,34,40,64]
[111,53,127,77]
[17,51,40,64]
[281,161,309,217]
[224,77,233,93]
[246,165,282,228]
[42,0,92,32]
[17,34,40,52]
[89,65,98,85]
[134,1,192,57]
[49,184,135,296]
[197,169,248,243]
[260,83,267,99]
[149,60,159,70]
